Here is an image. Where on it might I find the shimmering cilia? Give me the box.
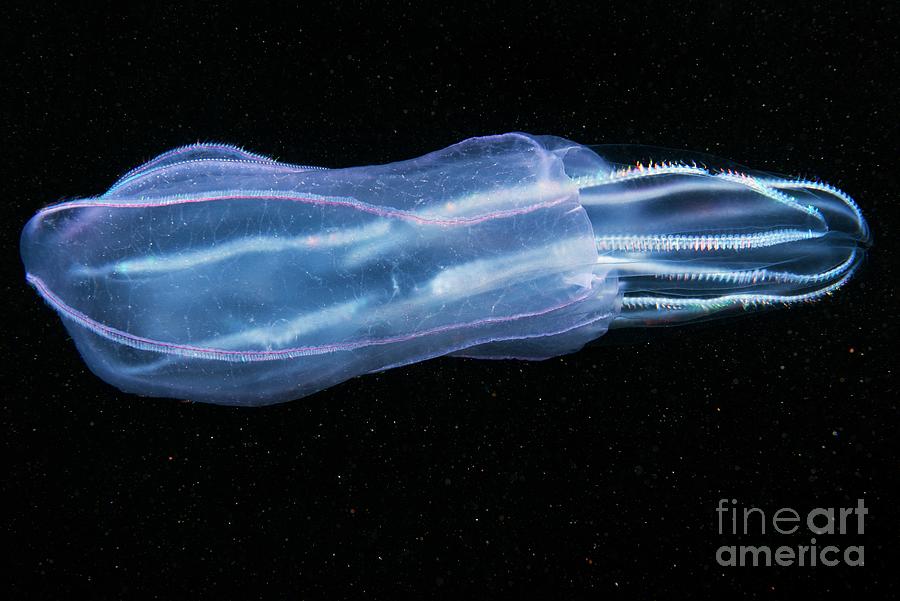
[21,133,870,405]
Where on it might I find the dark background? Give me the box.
[4,2,898,598]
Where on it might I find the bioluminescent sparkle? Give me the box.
[21,133,870,405]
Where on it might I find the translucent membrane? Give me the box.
[21,134,869,404]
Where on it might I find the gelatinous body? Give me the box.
[21,133,870,405]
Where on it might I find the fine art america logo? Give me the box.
[715,499,867,567]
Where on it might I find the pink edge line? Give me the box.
[26,273,596,362]
[35,192,572,227]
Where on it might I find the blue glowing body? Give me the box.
[21,133,869,405]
